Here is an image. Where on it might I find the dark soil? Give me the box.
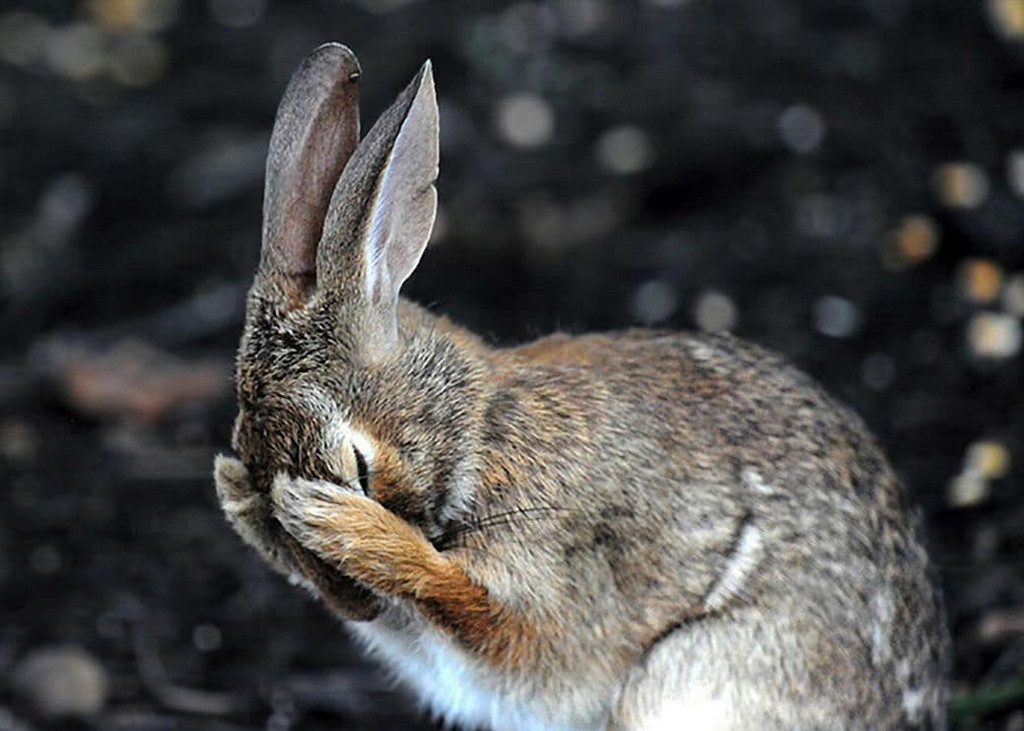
[1,1,1022,729]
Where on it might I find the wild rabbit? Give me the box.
[214,43,948,730]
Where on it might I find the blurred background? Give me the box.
[1,0,1022,728]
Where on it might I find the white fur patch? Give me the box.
[348,427,376,467]
[703,523,763,612]
[902,688,923,722]
[634,683,733,730]
[349,615,582,731]
[741,469,774,495]
[870,589,895,666]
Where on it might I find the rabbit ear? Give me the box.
[259,43,361,306]
[317,61,438,357]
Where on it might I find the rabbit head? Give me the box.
[231,44,482,541]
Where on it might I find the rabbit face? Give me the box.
[233,287,483,541]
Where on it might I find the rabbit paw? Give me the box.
[271,473,438,597]
[215,455,266,515]
[270,475,527,657]
[216,457,382,619]
[214,455,296,572]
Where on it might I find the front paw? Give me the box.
[270,473,364,554]
[215,456,273,537]
[216,458,382,620]
[215,455,264,514]
[271,473,438,597]
[215,455,297,574]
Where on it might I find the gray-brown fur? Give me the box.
[215,44,949,730]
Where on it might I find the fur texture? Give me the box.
[214,43,949,730]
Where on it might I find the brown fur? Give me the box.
[215,44,949,730]
[271,475,538,667]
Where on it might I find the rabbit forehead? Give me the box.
[241,285,345,354]
[232,374,343,475]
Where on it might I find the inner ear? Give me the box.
[363,62,438,306]
[316,61,439,357]
[259,43,361,308]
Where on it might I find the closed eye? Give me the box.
[333,428,375,496]
[353,444,371,496]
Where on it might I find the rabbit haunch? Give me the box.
[215,43,948,730]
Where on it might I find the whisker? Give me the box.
[319,470,592,549]
[459,504,577,530]
[443,504,587,545]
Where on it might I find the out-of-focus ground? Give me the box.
[1,0,1022,728]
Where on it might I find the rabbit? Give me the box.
[214,42,949,730]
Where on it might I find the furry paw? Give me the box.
[214,455,264,517]
[214,455,297,575]
[215,458,383,620]
[271,473,437,596]
[270,474,361,549]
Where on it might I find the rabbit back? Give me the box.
[420,328,950,728]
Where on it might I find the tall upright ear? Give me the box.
[317,61,439,355]
[259,43,361,307]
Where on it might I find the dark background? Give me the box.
[2,0,1023,729]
